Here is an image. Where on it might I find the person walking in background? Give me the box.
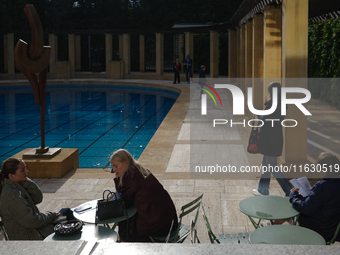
[199,65,206,80]
[198,65,206,99]
[173,58,181,84]
[252,82,292,197]
[183,54,193,83]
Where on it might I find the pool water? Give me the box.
[0,85,178,168]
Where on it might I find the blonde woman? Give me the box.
[110,149,177,242]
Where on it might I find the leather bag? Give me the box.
[96,190,125,221]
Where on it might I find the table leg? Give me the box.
[248,216,261,229]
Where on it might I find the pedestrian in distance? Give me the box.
[183,54,193,83]
[173,58,181,84]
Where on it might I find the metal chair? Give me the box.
[0,217,8,241]
[149,194,203,243]
[327,221,340,245]
[201,204,250,244]
[175,194,203,243]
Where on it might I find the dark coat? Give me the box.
[0,178,56,240]
[199,69,205,78]
[114,166,177,237]
[289,178,340,242]
[173,62,182,72]
[257,99,285,157]
[184,58,192,70]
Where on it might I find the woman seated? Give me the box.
[279,152,340,242]
[0,158,62,240]
[110,149,178,242]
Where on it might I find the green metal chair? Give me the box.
[327,221,340,245]
[149,194,203,243]
[175,194,203,243]
[201,204,250,244]
[0,218,8,241]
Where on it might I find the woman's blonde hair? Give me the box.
[110,149,149,186]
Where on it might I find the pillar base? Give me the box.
[23,147,61,158]
[6,148,79,178]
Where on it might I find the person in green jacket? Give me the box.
[0,158,61,240]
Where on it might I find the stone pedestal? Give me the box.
[6,148,79,178]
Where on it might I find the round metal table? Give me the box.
[73,199,137,226]
[239,196,299,229]
[250,225,326,245]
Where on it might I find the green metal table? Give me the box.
[73,199,137,229]
[44,224,118,242]
[238,196,299,229]
[250,225,326,245]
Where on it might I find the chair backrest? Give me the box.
[175,194,203,243]
[178,194,203,227]
[201,204,220,244]
[327,221,340,245]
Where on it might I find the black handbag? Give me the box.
[96,190,125,222]
[247,120,261,154]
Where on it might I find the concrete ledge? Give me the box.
[2,241,337,255]
[6,148,79,178]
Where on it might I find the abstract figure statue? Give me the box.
[14,5,51,154]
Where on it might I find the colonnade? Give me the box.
[2,31,220,79]
[228,0,309,165]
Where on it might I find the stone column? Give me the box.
[105,34,112,76]
[228,29,237,79]
[119,35,124,60]
[245,21,253,117]
[122,33,130,77]
[179,34,184,73]
[252,14,264,112]
[3,34,8,73]
[239,24,246,92]
[105,34,113,63]
[185,32,194,66]
[6,33,15,75]
[210,31,219,78]
[139,35,145,72]
[263,5,282,101]
[49,34,57,77]
[281,0,309,164]
[68,34,75,77]
[236,27,240,79]
[75,35,81,71]
[156,33,164,76]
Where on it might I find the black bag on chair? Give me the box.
[247,119,261,154]
[96,190,125,221]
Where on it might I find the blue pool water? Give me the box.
[0,85,178,168]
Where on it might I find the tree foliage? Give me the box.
[308,18,340,109]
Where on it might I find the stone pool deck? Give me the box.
[1,78,336,247]
[17,78,281,244]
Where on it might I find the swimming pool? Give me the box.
[0,85,179,168]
